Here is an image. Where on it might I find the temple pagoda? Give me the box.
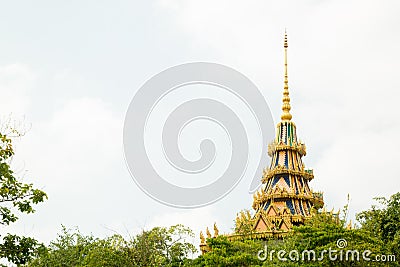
[200,33,324,252]
[249,32,324,237]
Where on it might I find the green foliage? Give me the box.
[27,224,197,267]
[0,131,47,265]
[273,211,385,266]
[28,226,133,267]
[132,224,197,266]
[357,192,400,262]
[189,236,263,266]
[0,133,46,226]
[234,209,254,236]
[82,235,134,267]
[0,234,44,266]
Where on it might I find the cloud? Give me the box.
[0,64,35,116]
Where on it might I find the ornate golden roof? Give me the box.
[199,32,326,250]
[249,31,324,233]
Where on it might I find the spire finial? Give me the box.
[281,30,292,121]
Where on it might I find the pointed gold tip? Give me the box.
[281,30,292,121]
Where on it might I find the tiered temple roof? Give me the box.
[200,32,324,253]
[248,32,323,235]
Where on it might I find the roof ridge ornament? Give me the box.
[281,30,292,121]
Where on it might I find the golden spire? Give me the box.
[281,30,292,121]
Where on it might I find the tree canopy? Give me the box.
[27,224,197,267]
[0,130,47,266]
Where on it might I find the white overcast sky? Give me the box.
[1,0,399,246]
